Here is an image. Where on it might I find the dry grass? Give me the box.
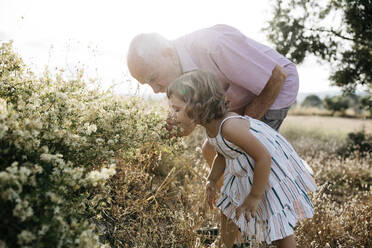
[103,116,371,248]
[288,106,332,116]
[283,115,372,134]
[288,105,371,118]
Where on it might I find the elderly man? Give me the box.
[127,24,298,168]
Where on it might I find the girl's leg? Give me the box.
[276,234,296,248]
[220,212,239,248]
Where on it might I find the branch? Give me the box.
[307,27,371,46]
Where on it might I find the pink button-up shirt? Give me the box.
[172,24,299,111]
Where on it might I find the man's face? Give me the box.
[142,66,172,93]
[144,55,181,93]
[128,50,181,93]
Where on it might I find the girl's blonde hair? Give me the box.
[167,70,229,125]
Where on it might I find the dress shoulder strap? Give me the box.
[218,115,249,135]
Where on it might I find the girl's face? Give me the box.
[168,95,196,136]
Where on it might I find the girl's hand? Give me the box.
[165,113,195,137]
[235,194,261,222]
[165,114,178,137]
[206,180,217,209]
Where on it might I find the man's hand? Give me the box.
[206,180,217,209]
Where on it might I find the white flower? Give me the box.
[13,199,33,221]
[40,153,53,162]
[17,230,36,245]
[40,146,49,153]
[0,98,8,119]
[38,224,50,236]
[18,166,31,183]
[56,92,68,100]
[84,123,97,135]
[87,164,116,186]
[0,240,7,248]
[0,124,9,139]
[0,171,11,183]
[46,191,62,204]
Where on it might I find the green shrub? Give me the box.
[301,94,323,108]
[0,41,179,247]
[324,95,349,115]
[337,130,372,158]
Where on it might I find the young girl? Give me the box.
[167,71,317,248]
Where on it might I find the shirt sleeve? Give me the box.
[211,38,277,95]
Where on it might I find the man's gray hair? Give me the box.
[127,33,171,62]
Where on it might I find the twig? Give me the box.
[146,166,176,202]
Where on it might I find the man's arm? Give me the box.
[210,38,288,119]
[244,64,288,119]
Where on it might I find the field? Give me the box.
[282,115,372,135]
[1,42,371,247]
[180,115,372,248]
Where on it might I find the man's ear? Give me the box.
[161,47,172,57]
[162,47,179,65]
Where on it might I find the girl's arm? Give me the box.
[221,118,272,217]
[207,153,226,183]
[206,153,226,208]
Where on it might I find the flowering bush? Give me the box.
[0,42,182,247]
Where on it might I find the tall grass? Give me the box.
[288,105,371,118]
[179,112,372,247]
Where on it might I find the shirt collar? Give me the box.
[172,38,198,73]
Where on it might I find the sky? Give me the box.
[0,0,341,98]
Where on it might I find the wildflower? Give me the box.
[0,98,8,119]
[84,123,97,135]
[17,230,36,245]
[87,164,116,187]
[40,153,53,162]
[13,200,33,221]
[18,166,31,183]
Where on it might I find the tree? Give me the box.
[264,0,372,92]
[301,94,323,108]
[344,92,364,114]
[323,95,350,115]
[360,95,372,113]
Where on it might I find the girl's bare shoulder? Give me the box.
[221,114,250,138]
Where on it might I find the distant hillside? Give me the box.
[296,90,368,104]
[296,91,341,104]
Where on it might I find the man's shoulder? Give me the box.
[208,24,240,33]
[178,25,234,48]
[193,24,239,39]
